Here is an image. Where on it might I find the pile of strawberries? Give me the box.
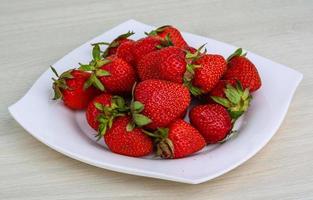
[51,25,261,159]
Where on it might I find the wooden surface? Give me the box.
[1,0,313,199]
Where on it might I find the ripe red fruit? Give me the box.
[151,119,206,159]
[116,40,136,66]
[189,104,232,144]
[98,56,136,94]
[148,25,188,49]
[51,67,100,110]
[136,50,160,81]
[132,36,161,64]
[132,80,191,130]
[104,116,153,157]
[224,48,261,92]
[192,54,227,94]
[86,94,129,140]
[157,46,186,84]
[101,31,135,57]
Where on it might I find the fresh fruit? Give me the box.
[96,31,134,58]
[146,119,205,159]
[137,46,186,83]
[51,67,100,110]
[136,50,160,81]
[148,25,188,49]
[157,46,186,83]
[191,54,227,95]
[130,80,191,130]
[189,104,232,144]
[224,48,261,92]
[79,44,136,95]
[116,40,136,66]
[132,36,162,64]
[86,93,129,140]
[105,116,153,157]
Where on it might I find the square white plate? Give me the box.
[8,19,302,184]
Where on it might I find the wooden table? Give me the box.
[1,0,312,199]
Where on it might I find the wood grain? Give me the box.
[1,0,313,199]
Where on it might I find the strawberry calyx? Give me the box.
[156,34,174,49]
[94,95,129,140]
[211,80,252,122]
[183,44,206,96]
[145,25,171,36]
[78,44,112,91]
[227,48,247,62]
[127,83,152,131]
[143,128,174,159]
[91,31,134,58]
[50,66,74,100]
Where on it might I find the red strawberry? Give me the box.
[137,46,186,83]
[115,40,136,66]
[136,50,160,81]
[51,67,100,110]
[132,36,161,64]
[189,104,232,144]
[79,45,136,95]
[86,94,129,140]
[99,31,134,57]
[98,56,136,94]
[148,25,188,49]
[148,119,205,159]
[129,80,191,130]
[224,48,261,92]
[105,116,153,157]
[157,46,186,84]
[191,54,227,95]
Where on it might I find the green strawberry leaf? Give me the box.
[133,113,152,127]
[96,69,111,77]
[92,44,101,61]
[132,101,144,113]
[126,122,135,132]
[94,102,104,111]
[227,48,247,62]
[78,63,95,71]
[50,66,59,77]
[91,74,105,91]
[83,76,93,90]
[211,96,231,108]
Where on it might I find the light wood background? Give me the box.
[1,0,313,199]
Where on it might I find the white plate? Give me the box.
[8,19,302,184]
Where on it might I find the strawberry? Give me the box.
[79,44,136,95]
[224,48,261,92]
[94,31,134,58]
[86,94,129,140]
[104,116,153,157]
[189,104,232,144]
[190,54,227,95]
[51,67,100,110]
[132,36,162,64]
[115,40,136,66]
[137,46,186,83]
[148,25,188,49]
[128,80,191,130]
[136,50,160,81]
[157,46,186,84]
[146,119,205,159]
